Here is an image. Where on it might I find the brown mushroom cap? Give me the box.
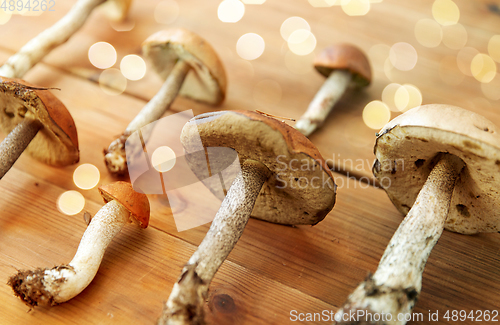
[99,181,150,228]
[142,28,227,105]
[373,104,500,234]
[314,44,372,88]
[0,77,79,166]
[181,110,336,225]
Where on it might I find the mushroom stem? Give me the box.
[104,60,191,176]
[8,199,129,306]
[335,153,464,325]
[158,160,271,325]
[0,117,42,179]
[0,0,106,79]
[294,69,351,137]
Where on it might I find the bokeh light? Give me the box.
[414,19,442,48]
[488,35,500,62]
[362,100,391,130]
[481,73,500,100]
[88,42,117,69]
[381,83,401,111]
[120,55,147,81]
[397,84,422,111]
[154,0,180,24]
[0,9,11,25]
[288,30,317,55]
[236,33,265,60]
[308,0,337,7]
[439,55,464,85]
[432,0,460,26]
[280,17,310,42]
[218,0,245,23]
[152,146,177,172]
[471,53,497,83]
[285,51,315,74]
[99,68,128,95]
[73,164,100,190]
[389,42,418,71]
[457,47,479,76]
[57,191,85,216]
[442,23,467,50]
[109,19,135,32]
[383,57,395,81]
[253,79,282,106]
[342,0,371,16]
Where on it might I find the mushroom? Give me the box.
[0,0,132,79]
[294,44,371,136]
[8,181,150,307]
[334,104,500,325]
[0,77,79,179]
[104,28,227,176]
[157,110,336,324]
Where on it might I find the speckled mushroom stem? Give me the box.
[9,200,129,307]
[0,117,42,179]
[334,154,464,325]
[294,69,351,137]
[0,0,106,79]
[158,160,271,325]
[104,60,191,176]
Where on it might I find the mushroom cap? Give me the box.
[373,104,500,234]
[142,28,227,105]
[0,77,79,166]
[181,110,336,225]
[314,44,371,88]
[99,181,150,228]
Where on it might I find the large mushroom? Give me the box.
[0,0,131,79]
[334,104,500,324]
[104,28,227,176]
[294,44,371,136]
[9,181,150,307]
[0,77,78,178]
[157,110,336,324]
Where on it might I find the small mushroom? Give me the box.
[0,77,79,179]
[335,104,500,325]
[0,0,132,79]
[8,181,150,307]
[157,110,336,324]
[294,44,371,136]
[104,28,227,176]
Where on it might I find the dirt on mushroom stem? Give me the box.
[334,153,464,325]
[158,160,271,325]
[104,60,191,177]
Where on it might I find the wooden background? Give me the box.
[0,0,499,324]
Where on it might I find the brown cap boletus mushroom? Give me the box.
[335,104,500,325]
[104,28,227,176]
[294,44,371,136]
[157,110,336,324]
[0,77,79,179]
[9,181,150,307]
[0,0,132,79]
